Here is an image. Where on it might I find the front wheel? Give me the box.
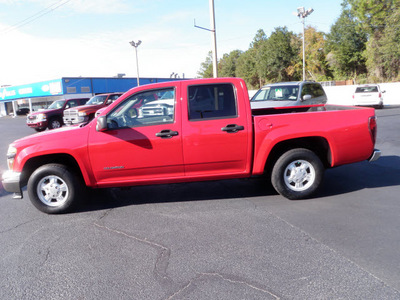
[48,118,62,129]
[27,164,83,214]
[271,148,324,200]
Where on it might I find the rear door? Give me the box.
[180,80,251,178]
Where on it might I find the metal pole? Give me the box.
[209,0,218,78]
[129,40,142,86]
[302,17,305,81]
[134,46,140,86]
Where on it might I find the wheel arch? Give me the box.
[264,136,331,175]
[21,154,86,188]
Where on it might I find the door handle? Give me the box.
[155,129,179,139]
[221,124,245,133]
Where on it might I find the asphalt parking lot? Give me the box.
[0,108,399,299]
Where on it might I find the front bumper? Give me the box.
[2,170,23,198]
[27,121,48,129]
[369,149,381,162]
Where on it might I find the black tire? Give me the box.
[27,164,83,214]
[271,148,324,200]
[48,117,62,129]
[34,127,46,132]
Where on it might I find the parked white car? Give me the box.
[352,85,385,109]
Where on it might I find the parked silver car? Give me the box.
[250,81,327,109]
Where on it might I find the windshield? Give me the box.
[48,100,66,109]
[252,86,299,101]
[86,95,107,105]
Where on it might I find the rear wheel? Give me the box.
[27,164,83,214]
[271,148,324,200]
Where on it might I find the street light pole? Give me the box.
[295,7,314,81]
[129,40,142,86]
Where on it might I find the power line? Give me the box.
[1,0,72,34]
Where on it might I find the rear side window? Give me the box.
[355,86,379,93]
[67,100,78,108]
[301,84,325,98]
[188,84,237,120]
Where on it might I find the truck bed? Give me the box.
[251,104,362,116]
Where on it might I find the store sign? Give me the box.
[0,79,63,101]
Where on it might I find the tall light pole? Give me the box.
[295,7,314,81]
[129,40,142,86]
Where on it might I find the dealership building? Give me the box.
[0,76,182,116]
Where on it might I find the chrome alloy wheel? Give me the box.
[37,175,69,207]
[283,159,316,192]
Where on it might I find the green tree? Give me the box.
[348,0,400,81]
[379,6,400,80]
[326,2,367,80]
[236,49,259,88]
[218,50,243,77]
[258,26,298,82]
[197,51,213,78]
[348,0,398,34]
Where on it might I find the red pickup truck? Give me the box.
[2,78,380,214]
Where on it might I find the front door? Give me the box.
[88,87,184,186]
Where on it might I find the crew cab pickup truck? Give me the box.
[26,98,89,131]
[2,78,380,214]
[63,92,122,125]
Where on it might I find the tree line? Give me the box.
[197,0,400,89]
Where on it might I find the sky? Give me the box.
[0,0,343,86]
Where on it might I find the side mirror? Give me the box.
[96,116,108,132]
[302,94,312,101]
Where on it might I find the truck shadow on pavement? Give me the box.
[80,177,276,212]
[319,155,400,197]
[78,155,399,212]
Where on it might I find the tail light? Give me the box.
[369,116,377,144]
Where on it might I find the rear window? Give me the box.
[355,86,379,93]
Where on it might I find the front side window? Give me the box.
[48,100,66,109]
[87,95,107,105]
[106,88,175,129]
[188,84,237,120]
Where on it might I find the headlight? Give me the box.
[6,145,17,170]
[78,111,87,116]
[37,113,47,121]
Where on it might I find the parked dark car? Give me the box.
[63,93,122,125]
[26,98,89,131]
[16,107,30,115]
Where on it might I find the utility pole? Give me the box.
[209,0,218,78]
[129,40,142,86]
[295,7,314,81]
[194,0,218,78]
